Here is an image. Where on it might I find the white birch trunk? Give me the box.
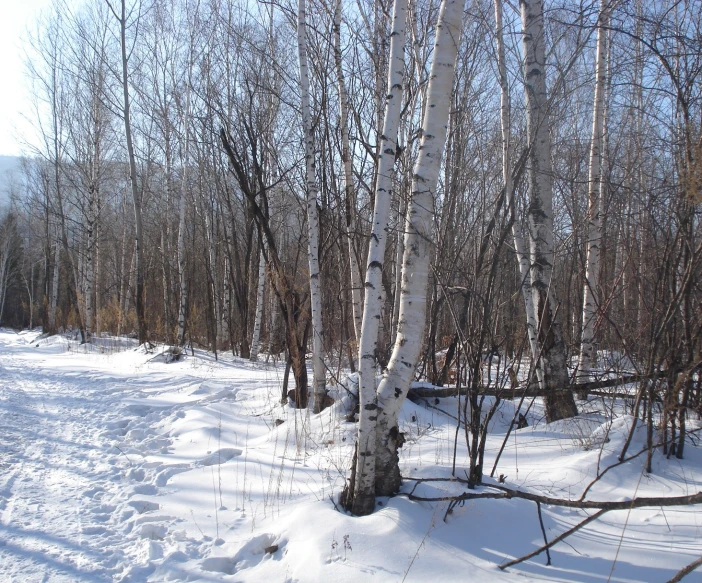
[0,222,14,324]
[373,0,464,498]
[521,0,577,420]
[84,184,97,341]
[114,0,146,345]
[49,230,60,333]
[494,0,542,387]
[176,101,190,347]
[176,25,197,348]
[162,138,172,337]
[222,251,232,346]
[333,0,364,343]
[95,220,100,336]
[297,0,327,413]
[249,249,265,361]
[84,90,101,342]
[578,0,609,381]
[203,206,219,352]
[391,196,406,341]
[117,193,129,338]
[347,0,408,516]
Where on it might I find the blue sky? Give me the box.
[0,0,53,157]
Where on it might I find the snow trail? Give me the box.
[0,331,214,582]
[0,332,134,581]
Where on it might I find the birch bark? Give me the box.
[578,0,609,381]
[49,226,60,334]
[520,0,577,420]
[297,0,327,413]
[109,0,146,345]
[348,0,408,516]
[333,0,364,344]
[117,193,129,338]
[493,0,542,387]
[373,0,465,497]
[249,249,265,361]
[176,64,193,347]
[84,81,103,342]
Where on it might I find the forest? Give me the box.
[0,0,701,553]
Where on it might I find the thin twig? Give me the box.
[536,502,551,566]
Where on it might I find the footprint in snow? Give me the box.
[129,500,160,514]
[154,464,190,486]
[126,404,154,417]
[82,525,108,535]
[132,483,157,495]
[82,486,105,499]
[140,523,168,540]
[198,448,242,467]
[201,556,237,575]
[201,533,283,576]
[126,428,147,441]
[127,468,146,482]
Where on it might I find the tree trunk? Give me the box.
[520,0,577,421]
[49,229,60,334]
[578,0,609,382]
[84,87,102,342]
[298,0,327,414]
[176,78,192,347]
[369,0,464,506]
[249,248,265,361]
[115,0,146,345]
[494,0,543,388]
[347,0,408,516]
[333,0,364,344]
[117,193,129,338]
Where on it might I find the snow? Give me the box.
[1,328,701,582]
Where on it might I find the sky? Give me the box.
[0,0,54,157]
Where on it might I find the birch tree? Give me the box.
[0,213,20,324]
[493,0,542,387]
[107,0,147,345]
[520,0,577,421]
[298,0,327,413]
[68,4,113,342]
[332,0,364,343]
[249,250,265,360]
[347,0,407,516]
[175,4,198,348]
[344,0,465,515]
[577,0,610,382]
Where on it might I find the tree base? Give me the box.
[374,426,404,496]
[544,390,578,422]
[287,389,308,409]
[340,441,377,516]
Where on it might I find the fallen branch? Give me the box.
[404,479,702,573]
[407,373,664,401]
[407,482,702,510]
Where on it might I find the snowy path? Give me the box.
[0,331,240,582]
[0,332,164,582]
[0,329,323,583]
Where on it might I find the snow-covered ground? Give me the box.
[1,328,700,582]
